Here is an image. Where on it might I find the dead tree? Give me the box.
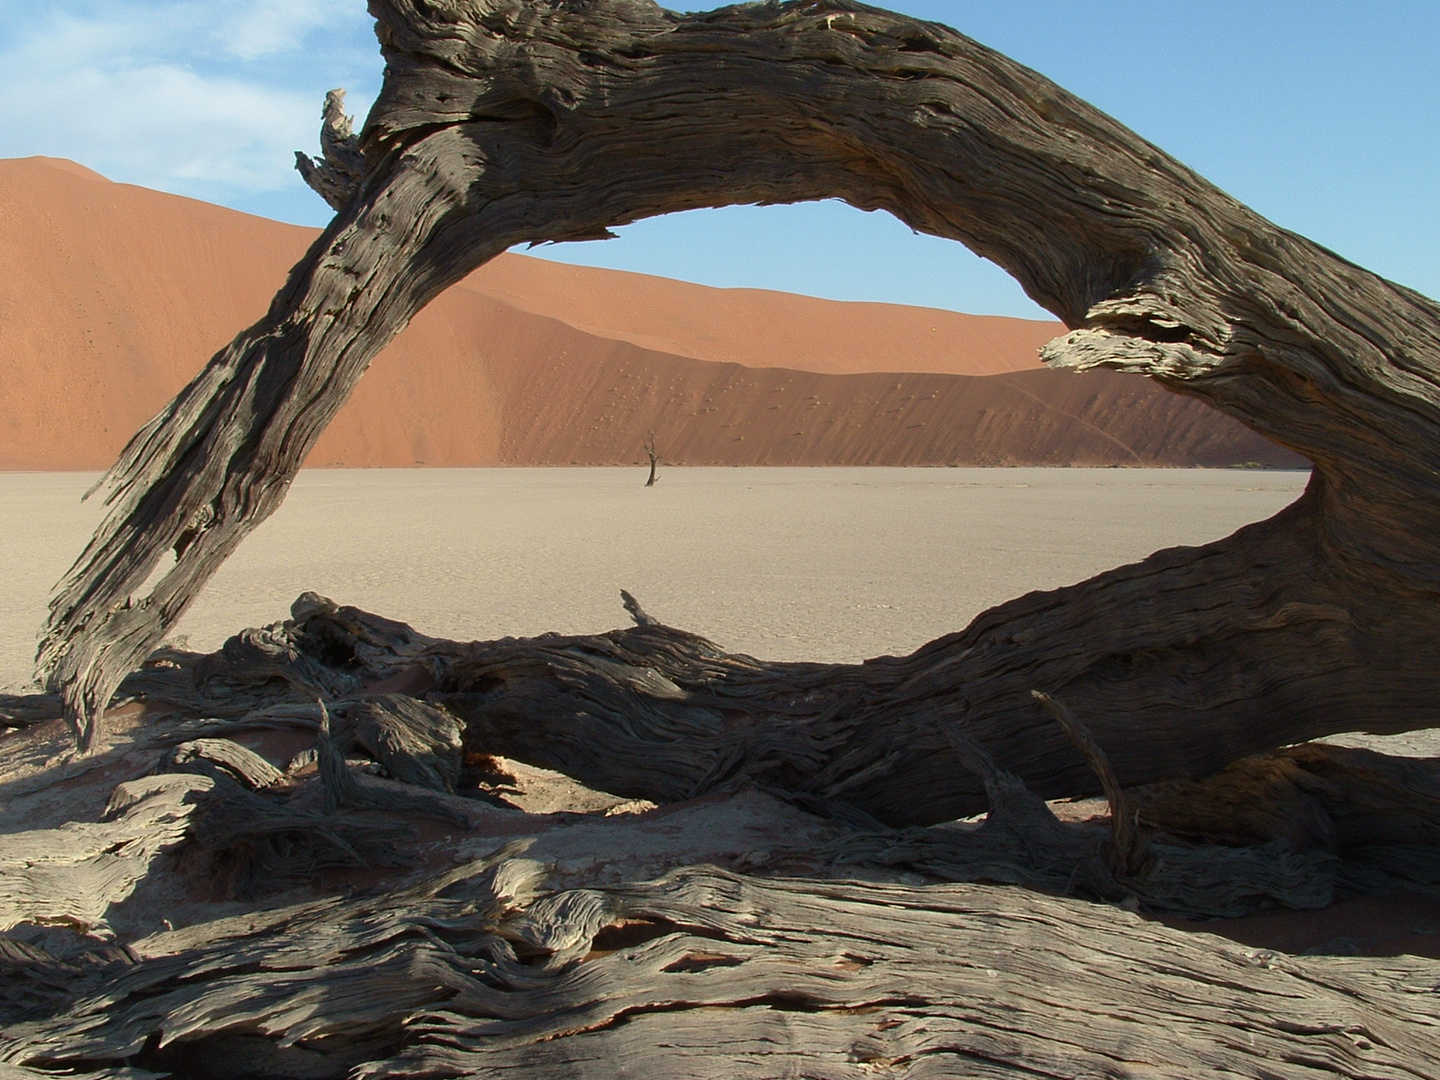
[38,0,1440,828]
[642,432,660,486]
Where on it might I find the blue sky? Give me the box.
[1,1,1435,319]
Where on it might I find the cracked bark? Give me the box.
[6,856,1440,1080]
[38,0,1440,833]
[6,596,1440,1075]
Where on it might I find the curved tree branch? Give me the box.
[41,0,1440,812]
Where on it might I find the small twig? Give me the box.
[316,699,361,813]
[620,590,657,627]
[1031,690,1151,880]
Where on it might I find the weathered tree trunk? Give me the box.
[40,0,1440,824]
[6,853,1440,1080]
[101,589,1435,846]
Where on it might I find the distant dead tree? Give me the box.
[642,432,660,487]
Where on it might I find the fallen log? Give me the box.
[7,601,1440,1076]
[3,853,1438,1079]
[70,590,1440,841]
[37,593,1440,920]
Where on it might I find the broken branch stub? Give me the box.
[293,88,366,212]
[40,0,1440,791]
[1032,690,1151,879]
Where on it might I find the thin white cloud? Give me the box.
[3,61,317,192]
[220,0,365,61]
[0,0,378,205]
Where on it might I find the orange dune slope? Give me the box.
[458,252,1059,377]
[0,156,1300,470]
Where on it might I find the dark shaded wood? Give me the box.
[316,701,474,826]
[101,589,1440,846]
[343,694,464,794]
[1133,741,1440,897]
[38,0,1440,830]
[55,594,1437,921]
[862,717,1339,918]
[184,774,420,901]
[0,694,63,731]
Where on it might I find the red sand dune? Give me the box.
[0,156,1301,470]
[460,254,1059,377]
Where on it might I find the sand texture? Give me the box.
[0,156,1301,470]
[0,467,1313,693]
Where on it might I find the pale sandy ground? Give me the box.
[10,463,1436,754]
[4,466,1311,688]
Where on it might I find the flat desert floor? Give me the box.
[3,466,1312,692]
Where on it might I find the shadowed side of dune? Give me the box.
[468,304,1297,468]
[0,156,1302,470]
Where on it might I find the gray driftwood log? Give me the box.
[37,0,1440,834]
[135,594,1440,904]
[5,853,1440,1079]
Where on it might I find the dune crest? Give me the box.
[0,156,1299,470]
